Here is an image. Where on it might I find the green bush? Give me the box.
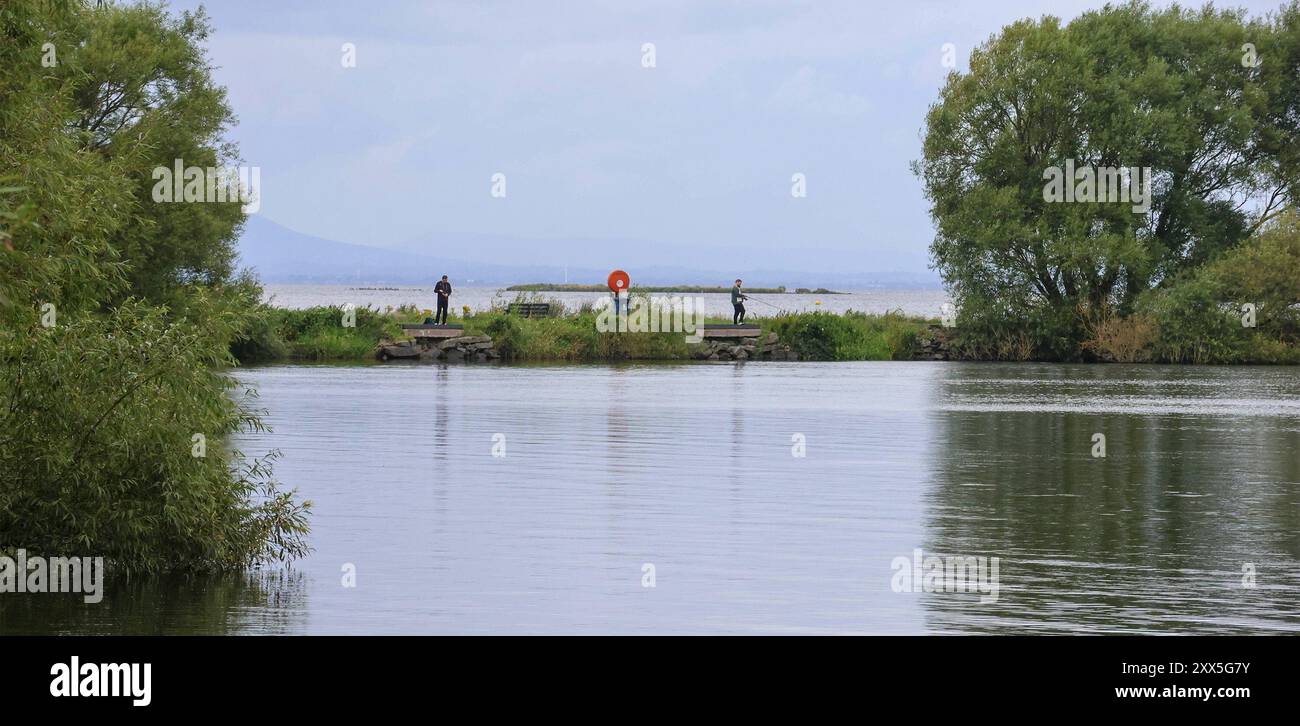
[237,305,402,362]
[766,311,930,361]
[0,301,310,574]
[483,313,525,359]
[1139,275,1248,364]
[1138,210,1300,364]
[228,303,288,364]
[946,302,1083,362]
[0,0,310,573]
[476,309,695,361]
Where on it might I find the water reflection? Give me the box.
[0,569,309,635]
[921,363,1300,633]
[5,362,1298,634]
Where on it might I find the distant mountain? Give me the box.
[236,216,940,288]
[235,216,575,285]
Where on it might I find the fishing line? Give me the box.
[743,295,791,315]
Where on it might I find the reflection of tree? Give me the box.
[921,364,1300,634]
[0,569,309,635]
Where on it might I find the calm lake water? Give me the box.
[262,283,950,318]
[4,361,1300,634]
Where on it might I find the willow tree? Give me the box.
[914,1,1299,358]
[1,0,307,573]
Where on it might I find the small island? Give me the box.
[505,283,843,294]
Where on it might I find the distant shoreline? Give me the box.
[505,283,844,294]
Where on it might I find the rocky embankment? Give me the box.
[691,333,800,361]
[376,331,808,363]
[376,335,499,362]
[912,325,953,360]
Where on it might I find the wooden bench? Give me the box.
[507,302,551,318]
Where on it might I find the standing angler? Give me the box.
[731,278,747,325]
[434,275,452,325]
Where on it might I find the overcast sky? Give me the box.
[169,0,1286,277]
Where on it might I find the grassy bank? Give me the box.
[232,296,933,364]
[234,290,1300,366]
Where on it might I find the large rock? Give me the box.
[381,333,499,363]
[377,342,420,360]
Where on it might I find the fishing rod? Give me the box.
[742,294,791,315]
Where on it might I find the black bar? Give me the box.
[4,635,1289,713]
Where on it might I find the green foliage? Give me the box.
[226,307,288,364]
[915,1,1300,357]
[765,311,929,361]
[2,0,247,314]
[1139,273,1247,363]
[1211,211,1300,346]
[75,2,246,308]
[0,301,310,574]
[0,0,309,572]
[1139,209,1300,363]
[252,306,401,361]
[478,309,696,362]
[767,313,849,360]
[945,302,1084,362]
[235,303,933,364]
[483,312,525,358]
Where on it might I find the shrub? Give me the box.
[946,302,1081,362]
[483,313,525,359]
[1136,211,1300,364]
[246,305,400,361]
[0,301,310,573]
[765,311,930,361]
[1082,312,1156,363]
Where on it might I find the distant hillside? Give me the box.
[236,216,941,288]
[235,216,588,285]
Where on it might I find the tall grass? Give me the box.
[475,309,697,361]
[234,303,935,364]
[234,305,410,362]
[763,310,931,361]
